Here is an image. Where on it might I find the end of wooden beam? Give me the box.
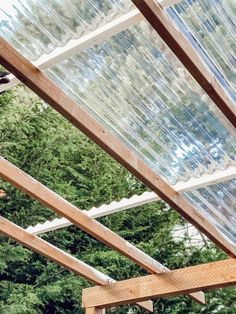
[189,291,205,304]
[136,300,153,312]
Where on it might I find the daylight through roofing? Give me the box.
[167,0,236,102]
[0,0,236,244]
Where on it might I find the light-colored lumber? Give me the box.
[86,308,96,314]
[0,216,111,285]
[26,165,236,235]
[85,308,105,314]
[131,0,236,128]
[82,258,236,308]
[0,156,203,305]
[0,216,152,312]
[0,38,235,261]
[2,0,235,133]
[0,157,168,274]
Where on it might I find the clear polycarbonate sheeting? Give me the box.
[0,0,133,61]
[185,178,236,244]
[1,0,236,245]
[167,0,236,102]
[46,20,236,185]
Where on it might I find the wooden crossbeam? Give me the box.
[131,0,236,128]
[82,258,236,308]
[0,216,152,312]
[0,38,235,260]
[0,156,203,305]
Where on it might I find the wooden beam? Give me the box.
[26,165,236,235]
[131,0,236,128]
[0,157,168,274]
[0,216,152,313]
[82,258,236,308]
[0,156,203,305]
[0,38,235,260]
[0,216,111,285]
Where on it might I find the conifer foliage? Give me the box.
[0,85,235,313]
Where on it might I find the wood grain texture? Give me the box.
[131,0,236,128]
[0,39,234,259]
[0,159,153,312]
[0,157,168,274]
[0,216,152,312]
[1,38,234,305]
[82,258,236,308]
[0,216,111,285]
[0,157,203,306]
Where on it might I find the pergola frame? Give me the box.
[0,0,236,312]
[1,36,235,256]
[0,216,152,312]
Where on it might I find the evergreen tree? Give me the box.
[0,85,235,313]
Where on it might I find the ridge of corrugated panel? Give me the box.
[1,0,236,244]
[185,178,236,244]
[0,0,133,61]
[46,20,236,185]
[167,0,236,102]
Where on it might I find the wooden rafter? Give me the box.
[0,38,235,260]
[0,156,204,304]
[0,216,111,285]
[131,0,236,128]
[0,216,152,312]
[82,258,236,308]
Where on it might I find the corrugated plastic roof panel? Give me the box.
[167,0,236,102]
[0,0,133,60]
[185,178,236,244]
[45,20,236,185]
[0,0,236,244]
